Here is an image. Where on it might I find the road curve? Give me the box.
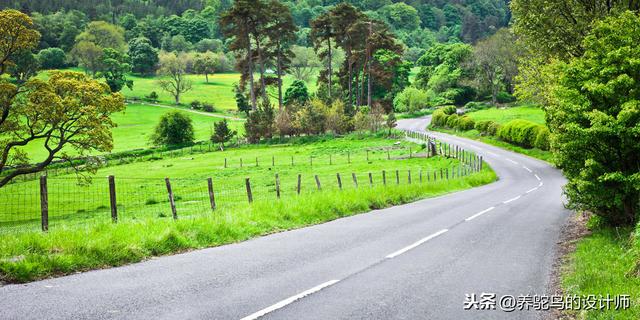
[0,116,570,320]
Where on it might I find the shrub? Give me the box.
[446,114,460,128]
[475,120,490,133]
[497,119,547,148]
[441,105,457,115]
[145,91,159,103]
[36,47,66,69]
[464,101,491,112]
[431,109,448,127]
[151,111,195,146]
[486,122,501,136]
[190,100,202,110]
[393,87,430,113]
[496,91,516,103]
[202,103,215,112]
[457,116,475,131]
[534,127,551,150]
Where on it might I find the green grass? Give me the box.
[0,167,495,283]
[431,127,554,163]
[14,103,244,161]
[562,223,640,319]
[466,104,546,125]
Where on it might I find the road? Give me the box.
[0,116,570,320]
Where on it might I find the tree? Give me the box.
[379,3,421,33]
[415,43,473,105]
[151,111,195,146]
[157,52,193,105]
[128,37,158,75]
[0,10,40,75]
[71,40,103,76]
[265,0,298,111]
[211,119,236,149]
[234,84,251,115]
[546,12,640,226]
[393,87,429,113]
[310,10,335,99]
[290,45,321,82]
[283,80,309,107]
[0,71,126,187]
[99,48,133,92]
[386,111,396,135]
[75,21,126,52]
[7,49,39,83]
[468,29,518,104]
[193,51,219,83]
[36,48,66,69]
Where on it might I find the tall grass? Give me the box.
[0,169,495,283]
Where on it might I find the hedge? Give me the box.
[457,116,475,130]
[497,119,549,150]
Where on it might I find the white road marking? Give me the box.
[506,158,518,164]
[465,207,495,221]
[485,151,499,157]
[535,174,541,181]
[523,166,532,173]
[240,280,340,320]
[526,187,538,194]
[386,229,449,259]
[503,196,521,204]
[539,181,544,187]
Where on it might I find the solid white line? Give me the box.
[523,166,532,173]
[503,195,521,204]
[539,181,544,187]
[386,229,449,259]
[465,207,495,221]
[526,187,538,194]
[240,280,340,320]
[506,158,518,164]
[534,174,541,181]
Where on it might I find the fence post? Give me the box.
[409,147,412,158]
[207,178,216,210]
[480,156,483,170]
[330,154,332,165]
[352,173,358,188]
[369,172,373,187]
[336,173,342,190]
[434,170,437,181]
[108,175,118,223]
[291,156,294,166]
[272,156,275,167]
[446,168,449,180]
[240,158,243,168]
[419,170,423,183]
[310,156,313,166]
[165,178,177,220]
[396,170,400,185]
[297,174,302,194]
[256,157,258,167]
[245,178,253,203]
[383,170,387,185]
[224,158,227,168]
[348,151,350,164]
[39,175,49,232]
[275,174,281,199]
[366,150,369,161]
[408,170,412,184]
[315,175,322,190]
[387,150,390,160]
[440,169,444,180]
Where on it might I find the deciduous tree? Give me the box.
[157,52,193,105]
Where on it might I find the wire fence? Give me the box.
[0,131,484,232]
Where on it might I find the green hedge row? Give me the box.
[430,108,550,151]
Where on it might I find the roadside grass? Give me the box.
[1,134,471,228]
[397,108,434,119]
[13,103,244,161]
[562,223,640,319]
[430,127,554,163]
[465,104,546,125]
[0,167,496,283]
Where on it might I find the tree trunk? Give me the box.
[255,38,268,103]
[347,51,353,109]
[367,23,373,109]
[327,38,332,99]
[205,73,209,83]
[277,51,283,111]
[247,33,256,110]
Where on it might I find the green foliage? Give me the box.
[496,91,515,103]
[496,119,546,149]
[7,49,39,83]
[234,84,251,115]
[386,112,397,134]
[474,120,501,136]
[283,80,309,107]
[128,37,158,75]
[456,116,475,131]
[100,48,133,92]
[441,105,457,115]
[151,111,195,146]
[393,87,429,113]
[379,3,421,32]
[211,119,236,147]
[36,47,66,69]
[546,12,640,225]
[533,127,550,150]
[244,102,276,143]
[415,43,474,105]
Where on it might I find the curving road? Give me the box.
[0,116,570,319]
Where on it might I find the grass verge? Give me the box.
[0,168,496,283]
[561,220,640,319]
[431,127,554,163]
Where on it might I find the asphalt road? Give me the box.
[0,116,570,320]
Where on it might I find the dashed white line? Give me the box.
[523,166,532,173]
[503,196,521,204]
[240,280,340,320]
[506,158,519,165]
[386,229,449,259]
[465,207,495,221]
[485,151,499,157]
[538,181,543,187]
[534,174,541,181]
[526,187,538,194]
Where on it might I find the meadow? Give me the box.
[465,104,546,125]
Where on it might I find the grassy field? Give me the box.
[0,133,496,282]
[14,103,245,162]
[562,222,640,319]
[466,104,546,125]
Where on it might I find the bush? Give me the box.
[534,127,551,150]
[457,116,475,131]
[441,105,457,115]
[151,111,195,146]
[145,91,159,103]
[474,120,490,133]
[446,114,460,128]
[431,109,448,127]
[497,119,547,148]
[496,91,516,103]
[202,103,215,112]
[464,101,491,112]
[36,48,66,69]
[393,87,430,113]
[190,100,202,110]
[486,122,501,136]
